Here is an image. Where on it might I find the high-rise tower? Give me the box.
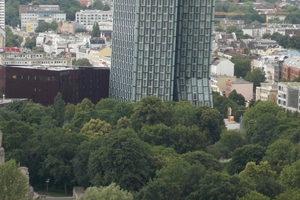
[110,0,215,107]
[0,0,5,52]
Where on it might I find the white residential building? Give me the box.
[277,82,300,112]
[21,10,66,32]
[211,57,234,77]
[0,0,4,29]
[256,82,278,101]
[75,10,113,26]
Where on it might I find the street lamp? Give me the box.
[46,179,50,195]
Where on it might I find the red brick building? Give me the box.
[0,65,109,106]
[281,56,300,81]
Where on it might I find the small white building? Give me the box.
[211,57,234,77]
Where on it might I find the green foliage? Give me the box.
[24,37,37,50]
[219,130,247,152]
[237,191,270,200]
[196,106,224,143]
[182,151,222,171]
[116,117,132,129]
[138,158,206,200]
[1,119,34,165]
[187,172,251,200]
[87,128,154,191]
[275,189,300,200]
[278,160,300,190]
[5,28,22,47]
[0,159,29,199]
[80,118,111,136]
[35,21,58,33]
[53,93,65,126]
[91,22,101,38]
[130,96,170,130]
[228,90,246,106]
[79,183,133,200]
[73,58,92,66]
[245,68,266,91]
[264,139,295,173]
[243,101,285,146]
[231,55,251,78]
[228,144,265,175]
[37,128,87,194]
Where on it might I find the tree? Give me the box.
[275,189,300,200]
[170,101,198,126]
[228,144,265,175]
[91,22,101,38]
[243,101,285,146]
[138,158,206,200]
[53,93,65,126]
[24,37,36,50]
[38,129,87,194]
[87,128,154,191]
[237,191,270,200]
[80,118,111,136]
[187,172,251,200]
[130,96,170,130]
[102,4,110,11]
[231,55,251,78]
[5,28,22,47]
[228,90,246,106]
[196,106,224,143]
[0,159,29,200]
[182,151,222,171]
[116,117,132,129]
[219,130,247,152]
[64,103,75,122]
[79,183,133,200]
[245,68,266,91]
[171,125,208,154]
[263,139,294,173]
[92,0,104,9]
[1,120,34,165]
[278,159,300,190]
[73,58,92,66]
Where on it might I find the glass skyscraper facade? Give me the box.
[110,0,215,107]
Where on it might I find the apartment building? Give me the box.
[21,10,66,32]
[281,56,300,81]
[256,82,278,102]
[110,0,215,106]
[75,10,113,26]
[0,0,4,29]
[277,82,300,112]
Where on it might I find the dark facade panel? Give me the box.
[4,66,109,106]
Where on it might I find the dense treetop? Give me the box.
[1,94,300,199]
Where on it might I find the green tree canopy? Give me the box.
[228,90,246,106]
[130,96,170,130]
[228,144,265,175]
[237,191,270,200]
[0,159,29,200]
[79,183,133,200]
[245,68,266,91]
[87,128,154,191]
[231,55,251,78]
[91,22,101,38]
[80,118,111,136]
[73,58,92,66]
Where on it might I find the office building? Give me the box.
[277,82,300,112]
[110,0,215,106]
[0,65,110,105]
[75,10,113,26]
[0,0,4,29]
